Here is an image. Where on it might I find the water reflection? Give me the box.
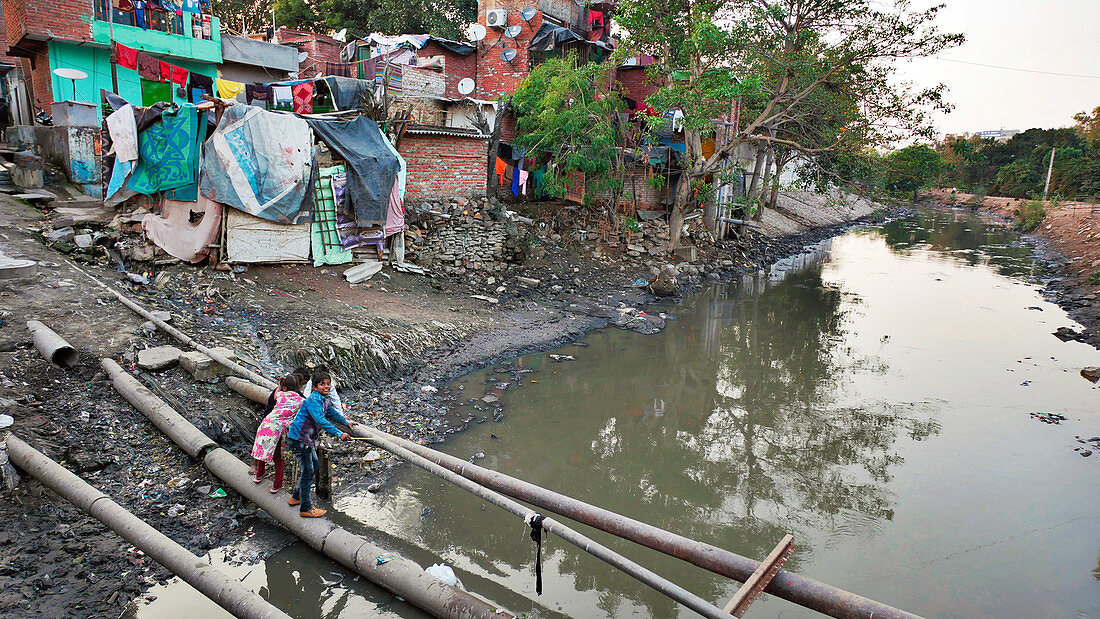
[878,208,1035,277]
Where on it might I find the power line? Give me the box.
[931,56,1100,80]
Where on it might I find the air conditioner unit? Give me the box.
[486,9,508,28]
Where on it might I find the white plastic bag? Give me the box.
[424,563,458,587]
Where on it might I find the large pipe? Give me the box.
[101,358,511,619]
[26,320,78,368]
[229,377,918,618]
[226,376,273,404]
[349,432,732,619]
[5,433,290,619]
[363,427,921,619]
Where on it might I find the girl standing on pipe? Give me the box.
[286,371,356,518]
[250,373,304,493]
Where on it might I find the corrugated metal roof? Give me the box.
[404,124,489,139]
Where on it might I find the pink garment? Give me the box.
[142,196,222,263]
[384,177,404,237]
[251,390,304,463]
[519,170,529,195]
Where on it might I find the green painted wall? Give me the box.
[48,39,217,114]
[91,15,221,63]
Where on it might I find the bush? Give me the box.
[1087,271,1100,286]
[622,216,641,234]
[1012,199,1047,232]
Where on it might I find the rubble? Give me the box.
[179,347,238,382]
[137,346,184,371]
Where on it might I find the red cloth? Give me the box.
[495,157,507,185]
[112,43,138,70]
[158,60,172,83]
[291,82,313,113]
[587,9,604,27]
[136,52,160,81]
[170,65,189,87]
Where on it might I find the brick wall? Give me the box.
[274,28,341,76]
[615,66,659,106]
[475,0,542,99]
[4,0,91,50]
[592,167,668,211]
[27,46,52,104]
[416,40,475,100]
[399,132,487,200]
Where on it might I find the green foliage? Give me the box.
[217,0,475,39]
[1087,271,1100,286]
[511,53,626,203]
[1012,199,1047,232]
[622,217,641,233]
[883,144,944,198]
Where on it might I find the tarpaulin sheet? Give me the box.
[127,104,200,195]
[305,117,399,228]
[142,196,222,263]
[322,76,374,111]
[201,105,314,224]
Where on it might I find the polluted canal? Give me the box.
[133,207,1100,618]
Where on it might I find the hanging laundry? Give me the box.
[166,109,208,201]
[378,127,406,237]
[113,0,135,11]
[519,169,529,195]
[112,43,138,70]
[215,78,244,99]
[137,53,160,81]
[291,82,313,113]
[272,85,293,105]
[188,72,212,102]
[161,0,179,10]
[105,104,139,162]
[180,0,199,12]
[127,104,200,195]
[325,62,351,77]
[511,161,521,197]
[170,65,189,87]
[587,10,605,27]
[358,56,376,81]
[245,83,272,105]
[495,157,507,185]
[134,1,147,28]
[158,60,172,83]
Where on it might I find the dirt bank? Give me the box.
[926,189,1100,348]
[0,190,889,617]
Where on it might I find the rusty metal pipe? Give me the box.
[26,320,78,368]
[5,433,290,619]
[101,358,510,619]
[350,431,732,619]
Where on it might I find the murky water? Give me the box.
[137,208,1100,618]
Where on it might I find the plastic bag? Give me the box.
[424,563,458,587]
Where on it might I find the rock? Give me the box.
[420,385,438,393]
[150,310,172,322]
[548,354,574,362]
[364,450,383,462]
[178,347,237,381]
[137,346,183,371]
[649,264,679,297]
[1080,449,1093,457]
[367,483,383,493]
[65,447,112,473]
[46,227,75,243]
[73,234,93,249]
[329,336,354,350]
[1054,327,1086,342]
[481,394,499,403]
[470,294,499,304]
[196,485,212,495]
[1082,367,1100,383]
[515,276,541,287]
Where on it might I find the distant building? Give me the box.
[974,129,1020,142]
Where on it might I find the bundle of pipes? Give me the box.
[81,262,921,619]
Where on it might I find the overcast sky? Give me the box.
[895,0,1100,138]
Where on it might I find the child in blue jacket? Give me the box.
[286,371,357,517]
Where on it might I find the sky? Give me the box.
[894,0,1100,138]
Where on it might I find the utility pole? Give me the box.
[108,6,119,93]
[1043,146,1056,202]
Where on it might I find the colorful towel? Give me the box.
[216,78,244,99]
[292,82,313,114]
[312,164,353,265]
[170,65,189,87]
[112,43,138,70]
[127,104,200,195]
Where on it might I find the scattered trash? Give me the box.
[471,452,485,460]
[1081,367,1100,383]
[209,488,228,498]
[365,450,383,462]
[420,507,432,518]
[167,504,186,517]
[424,564,459,587]
[1030,412,1066,424]
[125,272,150,286]
[376,554,395,565]
[548,354,574,362]
[481,394,499,404]
[470,294,500,304]
[367,483,383,493]
[420,385,438,393]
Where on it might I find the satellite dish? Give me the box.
[501,48,517,61]
[467,23,487,41]
[457,78,475,95]
[504,24,522,38]
[53,68,87,100]
[519,8,537,21]
[297,52,309,62]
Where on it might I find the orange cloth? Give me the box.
[495,157,507,185]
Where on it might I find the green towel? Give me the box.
[311,164,353,266]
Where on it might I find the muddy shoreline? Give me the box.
[0,200,895,617]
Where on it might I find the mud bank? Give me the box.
[0,191,891,617]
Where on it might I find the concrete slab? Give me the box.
[179,347,238,382]
[137,345,183,371]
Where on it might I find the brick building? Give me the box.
[273,27,341,77]
[398,126,488,201]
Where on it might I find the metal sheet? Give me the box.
[226,207,311,263]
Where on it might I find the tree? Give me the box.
[510,53,626,203]
[614,0,963,253]
[214,0,475,39]
[1074,106,1100,144]
[883,144,943,199]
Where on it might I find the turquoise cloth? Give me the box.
[167,110,208,201]
[128,104,200,195]
[311,164,353,266]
